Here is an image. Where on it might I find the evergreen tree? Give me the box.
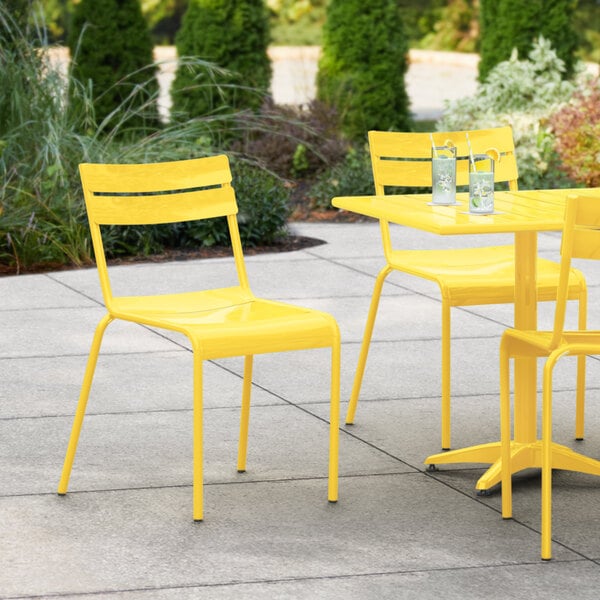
[68,0,159,131]
[479,0,579,81]
[171,0,272,119]
[316,0,411,142]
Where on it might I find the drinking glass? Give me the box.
[431,145,457,205]
[469,154,494,214]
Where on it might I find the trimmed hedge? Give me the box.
[479,0,579,81]
[171,0,272,120]
[68,0,159,131]
[317,0,412,142]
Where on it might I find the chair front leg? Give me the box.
[58,314,113,495]
[346,265,392,424]
[541,353,560,561]
[237,355,254,473]
[329,340,341,503]
[192,347,204,522]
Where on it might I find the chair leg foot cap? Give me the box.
[57,492,66,497]
[237,469,246,473]
[576,438,584,441]
[328,500,338,504]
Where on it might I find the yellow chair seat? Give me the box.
[112,289,337,359]
[389,245,586,306]
[504,328,600,356]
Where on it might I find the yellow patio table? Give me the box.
[333,187,600,493]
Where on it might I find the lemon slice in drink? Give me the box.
[485,147,501,163]
[444,139,455,149]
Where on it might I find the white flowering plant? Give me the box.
[439,37,587,189]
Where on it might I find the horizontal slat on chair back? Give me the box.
[80,155,237,225]
[369,127,518,190]
[572,196,600,259]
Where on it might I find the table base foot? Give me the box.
[425,441,600,492]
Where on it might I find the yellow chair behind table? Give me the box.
[500,193,600,560]
[346,126,587,451]
[57,155,341,521]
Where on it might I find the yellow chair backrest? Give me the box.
[368,126,519,192]
[552,195,600,347]
[79,155,249,309]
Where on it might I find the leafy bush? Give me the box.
[68,0,159,131]
[317,0,412,142]
[439,37,580,189]
[308,146,373,210]
[232,99,348,179]
[172,0,271,119]
[479,0,579,82]
[549,78,600,187]
[230,161,290,246]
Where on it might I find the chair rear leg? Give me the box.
[58,314,113,495]
[346,266,391,424]
[192,349,204,522]
[237,355,254,473]
[441,299,452,450]
[329,340,341,503]
[575,289,587,440]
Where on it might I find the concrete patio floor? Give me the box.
[2,221,600,598]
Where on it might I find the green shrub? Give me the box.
[479,0,579,82]
[231,99,348,179]
[549,78,600,187]
[317,0,412,142]
[171,0,271,120]
[231,161,290,246]
[68,0,159,132]
[439,37,580,189]
[308,147,373,210]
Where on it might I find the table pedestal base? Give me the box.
[425,441,600,491]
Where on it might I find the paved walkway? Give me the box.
[2,222,600,598]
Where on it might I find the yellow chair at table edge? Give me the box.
[57,155,341,521]
[346,127,587,451]
[500,193,600,560]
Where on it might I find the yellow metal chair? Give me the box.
[57,155,341,521]
[500,193,600,560]
[346,127,587,451]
